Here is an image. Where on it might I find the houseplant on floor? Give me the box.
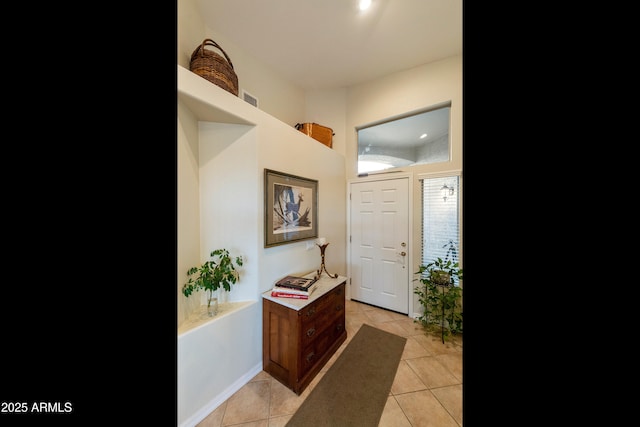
[182,248,244,316]
[414,256,463,342]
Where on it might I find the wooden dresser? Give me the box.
[262,275,347,395]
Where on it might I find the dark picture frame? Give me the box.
[264,169,318,247]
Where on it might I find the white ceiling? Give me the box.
[196,0,462,91]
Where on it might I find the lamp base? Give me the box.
[316,243,338,279]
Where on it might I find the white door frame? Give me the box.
[346,172,413,316]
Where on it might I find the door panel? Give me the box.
[350,177,409,313]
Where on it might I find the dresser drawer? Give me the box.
[300,293,334,326]
[300,283,345,346]
[328,314,345,342]
[300,315,346,378]
[330,291,345,320]
[300,327,332,378]
[301,311,331,347]
[300,283,344,324]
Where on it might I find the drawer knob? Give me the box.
[306,307,316,317]
[306,352,315,362]
[335,304,343,311]
[306,328,316,337]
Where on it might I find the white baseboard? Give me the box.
[179,362,263,427]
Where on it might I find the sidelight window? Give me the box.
[420,175,461,286]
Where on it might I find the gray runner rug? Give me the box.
[286,323,407,427]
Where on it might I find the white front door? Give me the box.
[349,177,409,313]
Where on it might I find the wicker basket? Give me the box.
[189,39,239,96]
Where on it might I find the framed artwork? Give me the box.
[264,169,318,247]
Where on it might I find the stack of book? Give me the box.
[271,275,319,299]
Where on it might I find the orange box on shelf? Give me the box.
[295,123,334,148]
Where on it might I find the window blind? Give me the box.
[420,175,461,285]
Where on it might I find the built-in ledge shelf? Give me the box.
[178,300,256,337]
[178,65,258,126]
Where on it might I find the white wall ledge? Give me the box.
[178,300,256,337]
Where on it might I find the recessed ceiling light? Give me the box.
[420,133,428,139]
[359,0,371,11]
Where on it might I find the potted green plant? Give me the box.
[414,257,463,342]
[182,248,244,316]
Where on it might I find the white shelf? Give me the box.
[178,300,257,337]
[177,65,257,125]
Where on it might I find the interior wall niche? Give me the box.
[357,103,451,174]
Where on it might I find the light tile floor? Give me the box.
[196,299,462,427]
